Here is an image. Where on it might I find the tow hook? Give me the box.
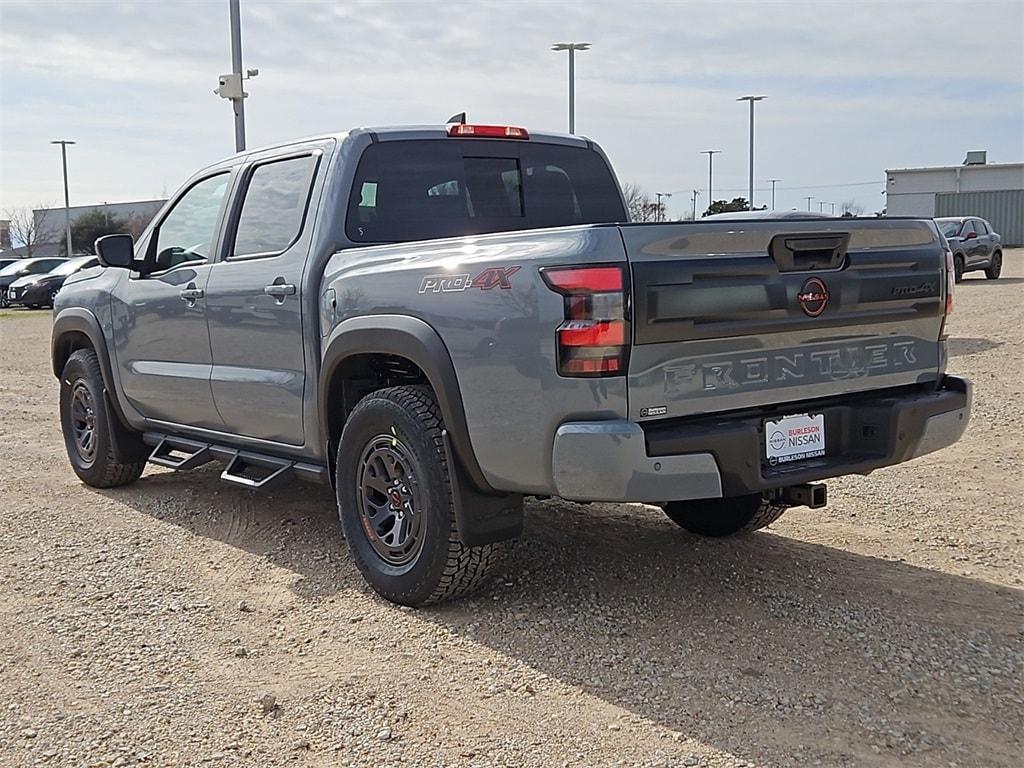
[777,483,828,509]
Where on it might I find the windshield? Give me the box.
[50,257,94,277]
[0,260,30,277]
[937,220,962,238]
[346,139,626,243]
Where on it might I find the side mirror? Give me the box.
[95,234,136,268]
[964,231,977,240]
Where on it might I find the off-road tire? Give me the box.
[985,251,1002,280]
[336,385,504,607]
[953,255,965,283]
[59,348,146,488]
[662,493,788,537]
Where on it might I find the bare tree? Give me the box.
[840,199,864,217]
[4,205,56,257]
[621,183,660,223]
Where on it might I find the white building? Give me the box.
[886,156,1024,245]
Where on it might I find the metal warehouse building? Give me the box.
[886,155,1024,245]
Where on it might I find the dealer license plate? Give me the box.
[764,413,825,465]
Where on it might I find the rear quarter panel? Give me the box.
[320,225,628,494]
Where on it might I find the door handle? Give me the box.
[264,283,296,299]
[179,285,204,305]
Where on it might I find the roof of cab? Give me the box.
[194,125,592,175]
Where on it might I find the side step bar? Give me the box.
[149,436,213,471]
[220,452,293,491]
[142,432,329,488]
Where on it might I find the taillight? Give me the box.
[944,248,955,316]
[447,124,530,140]
[542,265,629,377]
[939,247,955,339]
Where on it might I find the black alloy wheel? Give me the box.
[356,433,426,567]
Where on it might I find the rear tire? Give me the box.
[59,348,146,488]
[662,493,788,537]
[953,255,965,283]
[985,251,1002,280]
[336,385,504,607]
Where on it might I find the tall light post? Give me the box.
[819,201,826,213]
[700,150,720,211]
[50,140,75,256]
[767,178,780,210]
[551,42,590,134]
[830,202,836,216]
[736,95,765,210]
[804,196,814,211]
[215,0,258,152]
[655,192,672,222]
[691,189,700,220]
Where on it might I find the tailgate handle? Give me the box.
[770,233,850,272]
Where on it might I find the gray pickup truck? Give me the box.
[51,123,971,606]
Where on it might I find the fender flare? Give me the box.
[51,308,147,461]
[319,314,494,494]
[52,308,115,388]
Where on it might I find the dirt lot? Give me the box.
[1,252,1021,768]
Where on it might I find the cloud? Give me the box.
[1,0,1021,216]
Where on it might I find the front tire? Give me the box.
[662,493,788,537]
[985,251,1002,280]
[336,385,504,606]
[59,348,146,488]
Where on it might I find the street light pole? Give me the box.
[805,196,814,211]
[737,95,765,210]
[552,43,591,134]
[655,192,672,222]
[831,202,836,216]
[700,150,720,213]
[50,140,75,256]
[691,189,700,220]
[767,178,780,210]
[229,0,246,152]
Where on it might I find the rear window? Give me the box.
[346,139,625,243]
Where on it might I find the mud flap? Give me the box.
[442,430,523,547]
[103,388,149,464]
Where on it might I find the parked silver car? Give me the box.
[935,217,1003,282]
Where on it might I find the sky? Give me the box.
[1,0,1022,222]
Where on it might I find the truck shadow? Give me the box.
[103,469,1022,767]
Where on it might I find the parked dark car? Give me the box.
[0,257,67,308]
[935,217,1003,282]
[7,255,99,309]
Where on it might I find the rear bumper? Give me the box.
[551,375,971,502]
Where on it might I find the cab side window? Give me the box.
[974,219,988,235]
[231,155,318,258]
[960,221,976,238]
[152,173,230,271]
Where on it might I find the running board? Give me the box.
[142,432,329,488]
[148,436,213,471]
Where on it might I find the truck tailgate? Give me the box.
[623,219,947,421]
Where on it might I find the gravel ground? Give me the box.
[1,251,1021,768]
